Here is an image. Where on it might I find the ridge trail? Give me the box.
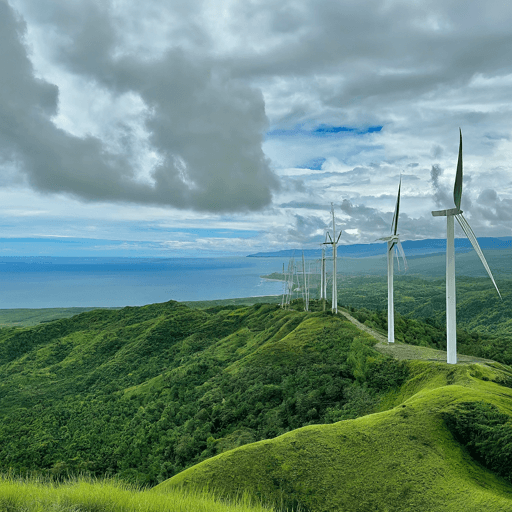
[338,307,495,365]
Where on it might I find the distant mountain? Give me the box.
[247,237,512,258]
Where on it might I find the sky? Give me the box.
[1,0,512,257]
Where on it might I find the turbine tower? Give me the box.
[379,177,407,343]
[323,203,342,314]
[320,247,327,302]
[285,256,296,307]
[302,252,309,311]
[432,129,501,364]
[280,263,286,308]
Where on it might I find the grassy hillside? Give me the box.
[157,361,512,512]
[266,273,512,337]
[0,476,274,512]
[264,273,512,362]
[1,297,512,511]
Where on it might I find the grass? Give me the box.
[156,361,512,512]
[0,475,276,512]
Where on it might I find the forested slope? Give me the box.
[0,301,407,486]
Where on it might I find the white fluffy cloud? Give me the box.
[1,0,512,254]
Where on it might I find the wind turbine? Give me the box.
[379,177,407,343]
[280,263,286,308]
[301,252,309,311]
[323,203,342,314]
[432,129,501,364]
[320,247,327,305]
[285,256,296,307]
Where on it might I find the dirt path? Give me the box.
[338,309,388,343]
[338,308,495,365]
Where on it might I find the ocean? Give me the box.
[1,248,509,309]
[0,257,289,309]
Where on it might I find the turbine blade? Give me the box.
[454,129,463,210]
[395,239,408,272]
[456,214,501,299]
[392,176,401,235]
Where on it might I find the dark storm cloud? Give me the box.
[0,1,278,212]
[430,164,451,208]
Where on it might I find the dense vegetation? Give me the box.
[0,301,408,486]
[335,275,511,337]
[443,402,512,483]
[158,361,512,512]
[0,294,512,510]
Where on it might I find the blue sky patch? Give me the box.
[296,157,326,170]
[266,124,382,138]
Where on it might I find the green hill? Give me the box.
[1,298,512,511]
[156,361,512,512]
[0,301,410,485]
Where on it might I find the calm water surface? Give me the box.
[0,257,289,308]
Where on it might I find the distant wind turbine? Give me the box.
[323,203,342,314]
[320,247,327,305]
[302,252,309,311]
[379,177,407,343]
[280,263,286,308]
[285,256,296,307]
[432,129,501,364]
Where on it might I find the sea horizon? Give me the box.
[0,256,289,309]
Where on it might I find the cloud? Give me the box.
[430,164,451,208]
[3,0,512,255]
[338,199,389,238]
[0,1,278,212]
[286,214,328,244]
[475,188,512,222]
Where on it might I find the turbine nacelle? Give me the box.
[378,234,400,244]
[432,208,462,217]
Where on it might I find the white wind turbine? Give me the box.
[379,177,407,343]
[320,247,327,303]
[432,129,501,364]
[323,203,342,314]
[285,256,295,307]
[280,263,286,308]
[301,252,309,311]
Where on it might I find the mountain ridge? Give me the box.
[248,236,512,258]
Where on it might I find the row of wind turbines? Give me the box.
[282,130,502,365]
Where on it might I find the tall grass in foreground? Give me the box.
[0,475,276,512]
